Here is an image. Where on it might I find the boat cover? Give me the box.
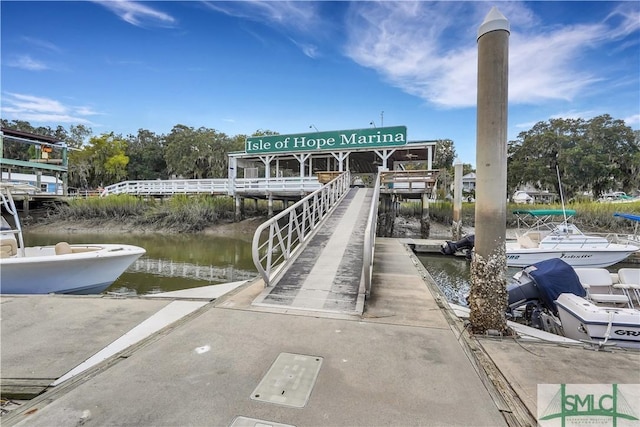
[522,259,586,315]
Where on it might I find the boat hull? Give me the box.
[505,243,637,268]
[555,293,640,349]
[0,244,145,294]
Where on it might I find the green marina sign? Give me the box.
[245,126,407,154]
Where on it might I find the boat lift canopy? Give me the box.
[614,212,640,241]
[614,212,640,222]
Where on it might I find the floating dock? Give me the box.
[1,239,638,427]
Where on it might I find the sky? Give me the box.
[1,1,639,167]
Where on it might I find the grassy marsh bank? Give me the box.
[404,200,640,233]
[31,195,640,235]
[33,195,271,234]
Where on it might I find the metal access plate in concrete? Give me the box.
[250,352,323,408]
[230,416,295,427]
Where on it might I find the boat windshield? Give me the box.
[1,215,11,230]
[513,209,577,232]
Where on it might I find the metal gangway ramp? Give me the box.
[251,172,378,316]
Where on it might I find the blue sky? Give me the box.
[1,1,639,167]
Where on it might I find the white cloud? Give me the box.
[290,38,319,59]
[509,27,605,104]
[1,93,100,125]
[93,1,176,28]
[342,2,638,109]
[7,55,49,71]
[514,120,539,130]
[203,1,317,32]
[605,3,640,41]
[74,106,101,116]
[624,114,640,127]
[204,1,322,57]
[21,36,63,54]
[549,110,596,121]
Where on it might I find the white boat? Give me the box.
[1,183,145,294]
[555,293,640,349]
[507,259,640,349]
[598,191,639,203]
[505,209,639,268]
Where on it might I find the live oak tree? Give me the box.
[507,115,639,199]
[433,139,457,170]
[434,139,458,197]
[163,125,237,179]
[67,124,92,149]
[126,129,168,180]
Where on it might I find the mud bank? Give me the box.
[26,217,267,237]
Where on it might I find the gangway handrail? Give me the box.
[362,172,381,298]
[252,172,351,286]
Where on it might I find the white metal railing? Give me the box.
[362,172,381,298]
[252,172,351,286]
[101,179,229,196]
[101,177,322,197]
[380,170,439,193]
[234,177,322,194]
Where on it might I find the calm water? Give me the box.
[416,253,638,307]
[24,231,258,295]
[23,230,637,300]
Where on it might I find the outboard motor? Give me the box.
[506,259,586,332]
[440,234,475,259]
[507,276,544,312]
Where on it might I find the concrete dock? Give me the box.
[2,238,639,426]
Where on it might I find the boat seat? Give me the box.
[526,231,542,244]
[517,234,538,249]
[586,291,631,306]
[575,268,632,308]
[0,235,18,258]
[55,241,73,255]
[618,268,640,285]
[617,268,640,308]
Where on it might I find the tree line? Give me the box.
[507,115,640,199]
[433,114,639,199]
[2,114,638,198]
[1,120,258,189]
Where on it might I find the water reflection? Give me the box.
[415,253,638,307]
[129,258,255,283]
[416,254,477,306]
[24,231,258,295]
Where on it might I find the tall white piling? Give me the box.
[469,7,510,334]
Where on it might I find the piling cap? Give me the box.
[477,6,510,40]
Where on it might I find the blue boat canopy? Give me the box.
[614,212,640,222]
[523,259,586,315]
[512,209,576,217]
